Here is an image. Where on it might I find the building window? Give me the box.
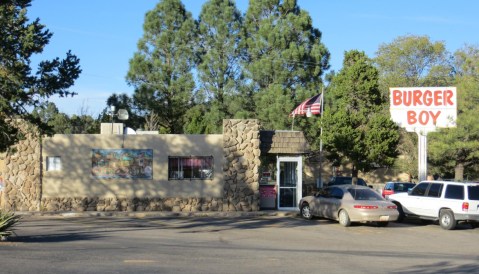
[168,156,213,180]
[46,156,62,171]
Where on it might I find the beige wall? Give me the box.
[42,134,224,199]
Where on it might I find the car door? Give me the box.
[419,183,444,217]
[318,187,343,219]
[401,182,430,215]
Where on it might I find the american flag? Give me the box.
[290,93,322,117]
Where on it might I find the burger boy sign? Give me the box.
[389,87,457,132]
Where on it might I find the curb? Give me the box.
[14,210,300,218]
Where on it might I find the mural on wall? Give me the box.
[91,149,153,179]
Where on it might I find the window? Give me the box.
[445,185,464,200]
[427,183,443,198]
[468,186,479,200]
[168,156,213,180]
[46,156,62,171]
[411,183,428,196]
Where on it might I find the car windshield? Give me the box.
[348,189,384,201]
[394,183,415,192]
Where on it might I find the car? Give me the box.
[388,180,479,230]
[382,181,416,198]
[327,176,368,187]
[299,185,399,227]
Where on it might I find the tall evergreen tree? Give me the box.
[322,50,400,180]
[0,0,81,152]
[126,0,197,133]
[193,0,246,133]
[243,0,329,130]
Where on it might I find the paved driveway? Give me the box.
[1,214,478,273]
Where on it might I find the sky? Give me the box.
[27,0,479,116]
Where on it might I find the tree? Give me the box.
[243,0,329,130]
[0,0,81,152]
[321,50,400,181]
[192,0,246,133]
[374,35,454,180]
[126,0,197,134]
[428,45,479,181]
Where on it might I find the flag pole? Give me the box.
[318,87,324,189]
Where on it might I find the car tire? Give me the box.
[439,209,456,230]
[338,210,351,227]
[395,203,405,223]
[376,222,389,227]
[300,203,313,220]
[470,222,478,229]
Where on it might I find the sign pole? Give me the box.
[417,130,428,182]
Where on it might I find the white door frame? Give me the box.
[276,155,302,210]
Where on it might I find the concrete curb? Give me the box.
[14,210,300,218]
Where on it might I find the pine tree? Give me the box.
[322,50,400,180]
[126,0,197,133]
[243,0,329,130]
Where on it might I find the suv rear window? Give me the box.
[445,185,464,200]
[468,185,479,200]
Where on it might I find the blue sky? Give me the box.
[28,0,479,116]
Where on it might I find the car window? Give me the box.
[357,179,367,186]
[467,185,479,200]
[384,183,393,190]
[411,183,428,196]
[394,183,415,192]
[427,183,443,198]
[328,187,344,199]
[348,189,383,201]
[445,185,464,200]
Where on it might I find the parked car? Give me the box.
[388,180,479,230]
[382,182,416,198]
[327,176,368,187]
[299,185,399,227]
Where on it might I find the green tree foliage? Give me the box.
[322,50,400,179]
[429,45,479,181]
[374,35,454,180]
[243,0,330,130]
[126,0,197,134]
[0,0,81,152]
[192,0,246,133]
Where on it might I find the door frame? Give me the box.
[276,155,302,210]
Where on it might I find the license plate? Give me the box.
[379,216,390,221]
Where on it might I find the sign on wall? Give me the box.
[91,149,153,179]
[389,87,457,132]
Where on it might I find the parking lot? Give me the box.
[1,214,478,273]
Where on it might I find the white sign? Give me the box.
[389,87,457,132]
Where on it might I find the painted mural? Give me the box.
[91,149,153,179]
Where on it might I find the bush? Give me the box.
[0,211,21,240]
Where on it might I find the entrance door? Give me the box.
[277,156,302,210]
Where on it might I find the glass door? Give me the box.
[277,156,302,210]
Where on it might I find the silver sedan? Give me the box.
[299,185,399,227]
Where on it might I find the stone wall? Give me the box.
[0,120,41,211]
[222,119,261,211]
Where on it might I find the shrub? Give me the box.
[0,211,21,240]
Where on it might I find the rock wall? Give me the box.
[0,120,41,211]
[222,119,261,211]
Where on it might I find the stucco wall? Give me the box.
[42,134,224,199]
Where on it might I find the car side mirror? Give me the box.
[368,185,373,189]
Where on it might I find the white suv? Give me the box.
[388,180,479,230]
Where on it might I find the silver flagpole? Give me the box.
[318,87,324,189]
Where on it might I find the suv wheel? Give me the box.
[395,203,405,223]
[439,209,456,230]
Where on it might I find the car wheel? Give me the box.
[300,203,313,220]
[376,221,389,227]
[395,203,405,223]
[338,210,351,227]
[439,209,456,230]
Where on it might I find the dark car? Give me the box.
[382,181,416,198]
[327,176,368,187]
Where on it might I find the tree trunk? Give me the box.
[454,163,464,181]
[351,166,359,185]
